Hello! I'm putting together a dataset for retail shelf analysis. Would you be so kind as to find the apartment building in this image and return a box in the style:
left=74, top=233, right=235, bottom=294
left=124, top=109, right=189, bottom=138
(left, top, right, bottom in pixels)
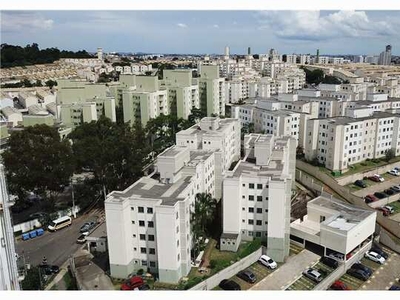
left=176, top=117, right=241, bottom=199
left=18, top=91, right=38, bottom=108
left=56, top=79, right=107, bottom=105
left=305, top=111, right=400, bottom=172
left=198, top=65, right=226, bottom=116
left=105, top=146, right=216, bottom=283
left=291, top=196, right=376, bottom=260
left=221, top=134, right=295, bottom=262
left=0, top=164, right=20, bottom=290
left=59, top=102, right=98, bottom=129
left=0, top=107, right=23, bottom=127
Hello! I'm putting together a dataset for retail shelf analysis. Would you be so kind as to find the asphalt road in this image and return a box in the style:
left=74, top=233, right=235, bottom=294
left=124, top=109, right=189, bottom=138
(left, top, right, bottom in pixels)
left=16, top=211, right=101, bottom=267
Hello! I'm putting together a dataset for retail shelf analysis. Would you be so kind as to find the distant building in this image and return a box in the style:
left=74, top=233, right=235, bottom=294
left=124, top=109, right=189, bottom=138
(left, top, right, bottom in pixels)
left=378, top=45, right=392, bottom=66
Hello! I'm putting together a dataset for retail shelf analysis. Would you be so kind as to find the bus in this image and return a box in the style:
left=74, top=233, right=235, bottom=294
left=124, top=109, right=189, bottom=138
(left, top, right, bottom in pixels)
left=48, top=216, right=72, bottom=231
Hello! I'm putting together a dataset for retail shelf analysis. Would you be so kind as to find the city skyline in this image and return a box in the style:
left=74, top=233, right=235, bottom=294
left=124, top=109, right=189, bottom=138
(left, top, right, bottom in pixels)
left=1, top=10, right=400, bottom=55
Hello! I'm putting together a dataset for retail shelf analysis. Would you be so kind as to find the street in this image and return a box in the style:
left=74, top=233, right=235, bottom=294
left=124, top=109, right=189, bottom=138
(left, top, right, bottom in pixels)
left=16, top=209, right=102, bottom=267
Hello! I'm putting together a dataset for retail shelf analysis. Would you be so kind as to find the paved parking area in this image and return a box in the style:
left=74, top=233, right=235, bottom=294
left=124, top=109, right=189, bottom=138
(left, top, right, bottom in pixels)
left=250, top=246, right=319, bottom=290
left=353, top=174, right=400, bottom=198
left=286, top=261, right=335, bottom=290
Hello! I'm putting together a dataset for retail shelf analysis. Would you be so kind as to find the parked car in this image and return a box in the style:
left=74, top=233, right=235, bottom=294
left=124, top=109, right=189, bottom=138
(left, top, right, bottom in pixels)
left=365, top=194, right=379, bottom=203
left=330, top=280, right=350, bottom=290
left=346, top=269, right=370, bottom=281
left=80, top=221, right=97, bottom=235
left=258, top=255, right=277, bottom=269
left=354, top=180, right=367, bottom=188
left=302, top=268, right=323, bottom=283
left=121, top=276, right=144, bottom=290
left=374, top=192, right=387, bottom=199
left=391, top=185, right=400, bottom=193
left=218, top=279, right=241, bottom=290
left=389, top=285, right=400, bottom=290
left=236, top=270, right=256, bottom=283
left=376, top=207, right=390, bottom=217
left=384, top=189, right=395, bottom=196
left=369, top=174, right=384, bottom=182
left=39, top=264, right=59, bottom=275
left=320, top=256, right=339, bottom=269
left=328, top=252, right=344, bottom=261
left=351, top=263, right=373, bottom=277
left=29, top=212, right=47, bottom=220
left=371, top=245, right=389, bottom=259
left=388, top=169, right=400, bottom=176
left=138, top=284, right=150, bottom=290
left=389, top=187, right=400, bottom=194
left=365, top=251, right=386, bottom=264
left=384, top=205, right=395, bottom=214
left=76, top=234, right=86, bottom=244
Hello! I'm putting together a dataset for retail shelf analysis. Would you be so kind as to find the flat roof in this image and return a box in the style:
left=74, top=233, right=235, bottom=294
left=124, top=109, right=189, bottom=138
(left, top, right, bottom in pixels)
left=314, top=111, right=397, bottom=125
left=107, top=176, right=192, bottom=206
left=87, top=222, right=107, bottom=240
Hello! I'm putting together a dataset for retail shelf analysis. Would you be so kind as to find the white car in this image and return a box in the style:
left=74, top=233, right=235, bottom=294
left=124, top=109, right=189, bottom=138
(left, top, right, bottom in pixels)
left=388, top=169, right=400, bottom=176
left=384, top=205, right=395, bottom=214
left=258, top=255, right=277, bottom=269
left=365, top=251, right=386, bottom=264
left=373, top=174, right=385, bottom=182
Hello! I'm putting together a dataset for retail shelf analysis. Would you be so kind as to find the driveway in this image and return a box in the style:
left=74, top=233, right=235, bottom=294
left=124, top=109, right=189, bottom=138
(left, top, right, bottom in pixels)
left=353, top=175, right=400, bottom=198
left=360, top=245, right=400, bottom=290
left=250, top=248, right=320, bottom=290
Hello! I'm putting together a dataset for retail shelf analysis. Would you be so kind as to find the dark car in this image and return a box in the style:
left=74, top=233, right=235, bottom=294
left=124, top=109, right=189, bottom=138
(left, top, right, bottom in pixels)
left=365, top=195, right=378, bottom=203
left=389, top=285, right=400, bottom=290
left=330, top=280, right=350, bottom=290
left=346, top=269, right=369, bottom=281
left=320, top=256, right=339, bottom=269
left=374, top=192, right=387, bottom=199
left=384, top=189, right=395, bottom=196
left=219, top=279, right=241, bottom=290
left=368, top=175, right=381, bottom=182
left=39, top=264, right=59, bottom=275
left=236, top=270, right=256, bottom=283
left=80, top=221, right=97, bottom=234
left=351, top=263, right=372, bottom=276
left=354, top=180, right=367, bottom=188
left=371, top=245, right=389, bottom=259
left=377, top=207, right=390, bottom=216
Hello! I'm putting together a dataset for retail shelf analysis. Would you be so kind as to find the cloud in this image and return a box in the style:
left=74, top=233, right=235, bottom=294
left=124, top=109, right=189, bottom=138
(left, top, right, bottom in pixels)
left=213, top=24, right=219, bottom=28
left=256, top=10, right=398, bottom=41
left=1, top=11, right=54, bottom=32
left=177, top=23, right=188, bottom=28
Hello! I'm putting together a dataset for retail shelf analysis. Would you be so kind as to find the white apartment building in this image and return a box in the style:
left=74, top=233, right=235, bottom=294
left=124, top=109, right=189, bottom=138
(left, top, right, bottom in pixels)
left=0, top=164, right=20, bottom=290
left=305, top=112, right=400, bottom=172
left=18, top=91, right=38, bottom=108
left=299, top=55, right=311, bottom=65
left=176, top=117, right=241, bottom=199
left=221, top=134, right=296, bottom=262
left=291, top=196, right=376, bottom=260
left=105, top=145, right=216, bottom=284
left=0, top=107, right=23, bottom=127
left=285, top=55, right=297, bottom=64
left=60, top=102, right=98, bottom=129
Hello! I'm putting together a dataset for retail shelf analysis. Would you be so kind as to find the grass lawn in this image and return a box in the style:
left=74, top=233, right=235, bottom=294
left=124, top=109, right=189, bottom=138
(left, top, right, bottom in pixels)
left=388, top=201, right=400, bottom=214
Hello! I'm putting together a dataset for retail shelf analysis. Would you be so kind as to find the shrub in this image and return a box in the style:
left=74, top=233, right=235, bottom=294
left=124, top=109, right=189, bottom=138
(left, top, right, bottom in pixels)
left=209, top=259, right=217, bottom=269
left=239, top=239, right=262, bottom=259
left=137, top=269, right=144, bottom=275
left=184, top=276, right=203, bottom=290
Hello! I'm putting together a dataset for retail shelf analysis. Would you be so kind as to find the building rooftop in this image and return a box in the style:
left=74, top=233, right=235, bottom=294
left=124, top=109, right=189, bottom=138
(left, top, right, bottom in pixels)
left=86, top=222, right=107, bottom=240
left=106, top=176, right=192, bottom=206
left=315, top=111, right=397, bottom=125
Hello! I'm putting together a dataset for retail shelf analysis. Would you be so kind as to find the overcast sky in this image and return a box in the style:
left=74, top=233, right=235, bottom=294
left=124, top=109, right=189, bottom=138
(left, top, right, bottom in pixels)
left=1, top=10, right=400, bottom=55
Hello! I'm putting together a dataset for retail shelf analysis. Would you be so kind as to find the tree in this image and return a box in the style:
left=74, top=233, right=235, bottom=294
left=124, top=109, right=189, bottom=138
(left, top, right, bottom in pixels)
left=21, top=267, right=42, bottom=290
left=385, top=149, right=395, bottom=162
left=2, top=125, right=75, bottom=206
left=190, top=193, right=217, bottom=260
left=69, top=117, right=150, bottom=197
left=188, top=107, right=206, bottom=125
left=296, top=145, right=305, bottom=159
left=241, top=122, right=255, bottom=139
left=45, top=80, right=57, bottom=89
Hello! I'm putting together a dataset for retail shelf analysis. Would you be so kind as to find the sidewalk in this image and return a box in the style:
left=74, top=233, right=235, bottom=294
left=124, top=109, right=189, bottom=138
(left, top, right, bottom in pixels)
left=250, top=249, right=320, bottom=290
left=45, top=260, right=69, bottom=290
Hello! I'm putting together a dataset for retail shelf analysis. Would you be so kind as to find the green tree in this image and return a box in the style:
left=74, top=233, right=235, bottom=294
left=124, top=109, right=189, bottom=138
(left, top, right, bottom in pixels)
left=385, top=148, right=395, bottom=162
left=21, top=267, right=42, bottom=290
left=2, top=125, right=75, bottom=206
left=241, top=122, right=255, bottom=139
left=45, top=80, right=57, bottom=89
left=296, top=145, right=305, bottom=159
left=69, top=117, right=150, bottom=197
left=188, top=107, right=206, bottom=125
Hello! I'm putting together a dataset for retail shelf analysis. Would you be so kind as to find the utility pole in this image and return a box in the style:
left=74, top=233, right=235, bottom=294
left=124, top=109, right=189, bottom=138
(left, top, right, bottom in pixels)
left=71, top=178, right=76, bottom=219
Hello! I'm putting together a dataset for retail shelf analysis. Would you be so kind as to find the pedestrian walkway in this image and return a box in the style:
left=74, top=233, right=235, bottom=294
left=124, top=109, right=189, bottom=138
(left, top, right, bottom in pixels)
left=250, top=249, right=320, bottom=290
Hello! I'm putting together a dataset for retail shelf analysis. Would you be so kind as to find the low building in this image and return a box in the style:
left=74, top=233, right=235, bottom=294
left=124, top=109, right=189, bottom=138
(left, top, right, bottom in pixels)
left=290, top=196, right=376, bottom=261
left=1, top=107, right=23, bottom=127
left=86, top=223, right=108, bottom=253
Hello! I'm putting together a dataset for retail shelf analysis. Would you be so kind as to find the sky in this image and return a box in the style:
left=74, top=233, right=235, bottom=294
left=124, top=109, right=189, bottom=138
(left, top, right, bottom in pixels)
left=1, top=10, right=400, bottom=55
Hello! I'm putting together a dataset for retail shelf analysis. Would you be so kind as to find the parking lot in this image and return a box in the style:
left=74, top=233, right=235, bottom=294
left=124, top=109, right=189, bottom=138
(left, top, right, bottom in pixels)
left=286, top=261, right=335, bottom=290
left=352, top=173, right=400, bottom=198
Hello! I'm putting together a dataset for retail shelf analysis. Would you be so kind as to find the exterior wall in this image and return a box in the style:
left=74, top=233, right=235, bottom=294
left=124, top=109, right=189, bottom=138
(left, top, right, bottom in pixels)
left=22, top=115, right=54, bottom=127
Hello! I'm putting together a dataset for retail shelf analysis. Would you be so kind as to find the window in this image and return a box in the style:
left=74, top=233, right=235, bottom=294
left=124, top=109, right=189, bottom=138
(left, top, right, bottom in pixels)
left=265, top=197, right=269, bottom=201
left=256, top=232, right=262, bottom=237
left=257, top=196, right=262, bottom=202
left=148, top=235, right=155, bottom=241
left=133, top=234, right=136, bottom=238
left=134, top=247, right=137, bottom=251
left=149, top=248, right=156, bottom=255
left=148, top=221, right=154, bottom=228
left=140, top=247, right=146, bottom=254
left=265, top=209, right=269, bottom=213
left=256, top=208, right=262, bottom=214
left=248, top=207, right=254, bottom=213
left=249, top=183, right=254, bottom=189
left=147, top=207, right=153, bottom=214
left=140, top=234, right=146, bottom=240
left=150, top=261, right=156, bottom=268
left=256, top=220, right=262, bottom=226
left=320, top=216, right=326, bottom=222
left=176, top=212, right=179, bottom=219
left=131, top=221, right=135, bottom=224
left=177, top=240, right=180, bottom=247
left=177, top=254, right=180, bottom=261
left=131, top=207, right=134, bottom=211
left=257, top=184, right=262, bottom=189
left=248, top=195, right=254, bottom=201
left=248, top=219, right=254, bottom=225
left=141, top=260, right=147, bottom=266
left=138, top=207, right=144, bottom=213
left=242, top=183, right=245, bottom=187
left=176, top=226, right=179, bottom=233
left=139, top=221, right=145, bottom=227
